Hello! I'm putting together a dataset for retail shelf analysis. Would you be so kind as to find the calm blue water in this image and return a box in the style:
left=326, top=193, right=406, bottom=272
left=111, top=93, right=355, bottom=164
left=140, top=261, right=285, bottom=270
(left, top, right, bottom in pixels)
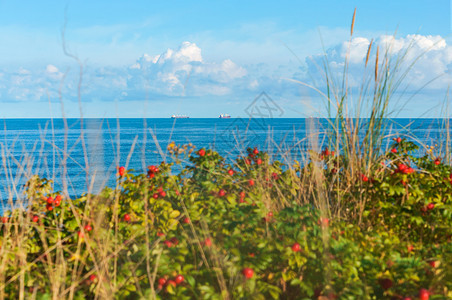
left=0, top=118, right=449, bottom=210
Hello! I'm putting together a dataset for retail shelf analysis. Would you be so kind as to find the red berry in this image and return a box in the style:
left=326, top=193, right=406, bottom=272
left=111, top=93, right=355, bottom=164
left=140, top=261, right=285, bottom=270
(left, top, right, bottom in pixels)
left=291, top=242, right=301, bottom=252
left=54, top=198, right=61, bottom=207
left=170, top=237, right=179, bottom=245
left=1, top=216, right=8, bottom=224
left=118, top=166, right=125, bottom=176
left=182, top=217, right=190, bottom=224
left=204, top=238, right=212, bottom=247
left=158, top=278, right=167, bottom=286
left=157, top=232, right=165, bottom=237
left=249, top=253, right=255, bottom=257
left=241, top=268, right=254, bottom=279
left=398, top=163, right=407, bottom=172
left=434, top=159, right=440, bottom=165
left=427, top=203, right=435, bottom=210
left=228, top=169, right=234, bottom=176
left=89, top=274, right=97, bottom=282
left=361, top=174, right=369, bottom=182
left=159, top=191, right=166, bottom=197
left=218, top=189, right=226, bottom=197
left=264, top=212, right=273, bottom=222
left=248, top=179, right=255, bottom=186
left=77, top=231, right=84, bottom=238
left=46, top=204, right=53, bottom=211
left=419, top=289, right=429, bottom=300
left=391, top=148, right=397, bottom=153
left=174, top=275, right=184, bottom=284
left=396, top=137, right=402, bottom=143
left=407, top=245, right=414, bottom=252
left=164, top=240, right=173, bottom=247
left=428, top=260, right=438, bottom=268
left=320, top=217, right=329, bottom=227
left=253, top=148, right=259, bottom=155
left=245, top=159, right=251, bottom=165
left=32, top=215, right=39, bottom=223
left=84, top=224, right=92, bottom=232
left=198, top=149, right=206, bottom=157
left=256, top=158, right=262, bottom=165
left=46, top=197, right=54, bottom=205
left=153, top=193, right=159, bottom=199
left=124, top=214, right=131, bottom=222
left=271, top=172, right=278, bottom=179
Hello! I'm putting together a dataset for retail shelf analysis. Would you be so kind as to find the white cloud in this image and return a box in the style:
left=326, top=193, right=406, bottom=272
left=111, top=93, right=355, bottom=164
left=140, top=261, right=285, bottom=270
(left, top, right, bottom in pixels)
left=46, top=64, right=59, bottom=73
left=306, top=34, right=452, bottom=92
left=127, top=41, right=249, bottom=96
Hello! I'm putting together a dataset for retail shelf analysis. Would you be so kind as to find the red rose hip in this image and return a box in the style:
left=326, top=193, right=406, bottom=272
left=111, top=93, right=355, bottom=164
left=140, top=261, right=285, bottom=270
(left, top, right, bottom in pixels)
left=174, top=275, right=184, bottom=284
left=242, top=268, right=254, bottom=279
left=158, top=277, right=167, bottom=286
left=291, top=242, right=301, bottom=252
left=419, top=289, right=429, bottom=300
left=118, top=166, right=125, bottom=176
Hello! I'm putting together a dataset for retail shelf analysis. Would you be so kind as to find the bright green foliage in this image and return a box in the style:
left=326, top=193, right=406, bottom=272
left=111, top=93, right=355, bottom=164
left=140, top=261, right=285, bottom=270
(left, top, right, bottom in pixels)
left=0, top=142, right=451, bottom=299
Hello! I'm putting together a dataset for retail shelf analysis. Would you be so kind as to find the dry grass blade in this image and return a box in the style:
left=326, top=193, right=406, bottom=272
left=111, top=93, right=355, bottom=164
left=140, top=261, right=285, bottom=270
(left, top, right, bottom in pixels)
left=351, top=8, right=356, bottom=36
left=375, top=45, right=379, bottom=82
left=365, top=39, right=373, bottom=67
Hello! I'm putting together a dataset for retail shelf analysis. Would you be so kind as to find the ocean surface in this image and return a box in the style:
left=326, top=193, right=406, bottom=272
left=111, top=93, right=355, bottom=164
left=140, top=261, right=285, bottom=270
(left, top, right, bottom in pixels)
left=0, top=118, right=449, bottom=210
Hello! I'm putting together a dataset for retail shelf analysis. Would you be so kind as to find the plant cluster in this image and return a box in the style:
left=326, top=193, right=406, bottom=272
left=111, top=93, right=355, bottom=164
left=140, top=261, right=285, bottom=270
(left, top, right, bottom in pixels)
left=0, top=139, right=451, bottom=299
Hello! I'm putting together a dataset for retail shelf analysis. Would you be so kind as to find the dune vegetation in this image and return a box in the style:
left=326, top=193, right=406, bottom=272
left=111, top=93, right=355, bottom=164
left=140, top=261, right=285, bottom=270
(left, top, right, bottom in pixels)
left=0, top=12, right=451, bottom=300
left=0, top=137, right=451, bottom=299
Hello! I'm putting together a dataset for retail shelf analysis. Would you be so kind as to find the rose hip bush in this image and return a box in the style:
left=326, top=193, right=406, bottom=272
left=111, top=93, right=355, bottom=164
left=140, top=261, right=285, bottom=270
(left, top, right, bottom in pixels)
left=0, top=141, right=451, bottom=299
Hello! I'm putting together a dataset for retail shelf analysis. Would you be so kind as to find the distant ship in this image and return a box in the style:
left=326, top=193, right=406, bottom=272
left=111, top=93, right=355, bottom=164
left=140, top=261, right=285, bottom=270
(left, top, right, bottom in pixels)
left=171, top=114, right=189, bottom=119
left=219, top=114, right=231, bottom=119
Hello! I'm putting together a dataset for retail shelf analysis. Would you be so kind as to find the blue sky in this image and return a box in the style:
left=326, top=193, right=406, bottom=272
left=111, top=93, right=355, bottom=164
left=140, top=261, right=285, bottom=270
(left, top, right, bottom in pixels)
left=0, top=0, right=450, bottom=118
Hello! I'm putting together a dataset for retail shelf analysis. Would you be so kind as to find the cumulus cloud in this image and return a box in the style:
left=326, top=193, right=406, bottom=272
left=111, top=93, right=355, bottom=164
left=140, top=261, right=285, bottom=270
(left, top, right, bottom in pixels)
left=306, top=34, right=452, bottom=92
left=0, top=41, right=255, bottom=102
left=46, top=64, right=59, bottom=73
left=127, top=41, right=248, bottom=96
left=3, top=35, right=451, bottom=105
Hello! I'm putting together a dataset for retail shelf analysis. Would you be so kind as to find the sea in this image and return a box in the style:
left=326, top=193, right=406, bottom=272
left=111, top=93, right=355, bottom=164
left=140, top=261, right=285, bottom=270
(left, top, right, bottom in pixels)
left=0, top=118, right=449, bottom=211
